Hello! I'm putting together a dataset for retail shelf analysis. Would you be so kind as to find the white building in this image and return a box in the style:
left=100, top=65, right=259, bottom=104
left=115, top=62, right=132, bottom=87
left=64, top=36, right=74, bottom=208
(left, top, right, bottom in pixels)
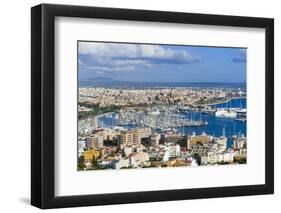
left=135, top=144, right=145, bottom=152
left=150, top=133, right=161, bottom=146
left=167, top=144, right=181, bottom=158
left=215, top=136, right=227, bottom=151
left=78, top=140, right=86, bottom=156
left=223, top=152, right=234, bottom=162
left=201, top=151, right=234, bottom=165
left=113, top=158, right=130, bottom=169
left=123, top=146, right=133, bottom=157
left=162, top=150, right=170, bottom=162
left=123, top=144, right=145, bottom=157
left=233, top=138, right=246, bottom=149
left=191, top=159, right=198, bottom=167
left=234, top=148, right=247, bottom=158
left=130, top=152, right=149, bottom=167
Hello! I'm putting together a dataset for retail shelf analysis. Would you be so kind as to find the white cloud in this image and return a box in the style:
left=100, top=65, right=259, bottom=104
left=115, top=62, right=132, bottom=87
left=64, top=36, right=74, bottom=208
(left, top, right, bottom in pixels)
left=79, top=42, right=202, bottom=73
left=111, top=59, right=150, bottom=67
left=85, top=65, right=136, bottom=73
left=79, top=42, right=139, bottom=58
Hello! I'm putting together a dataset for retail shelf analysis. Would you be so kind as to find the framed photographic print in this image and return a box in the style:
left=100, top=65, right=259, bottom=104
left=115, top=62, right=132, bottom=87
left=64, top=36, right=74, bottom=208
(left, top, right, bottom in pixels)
left=31, top=3, right=274, bottom=209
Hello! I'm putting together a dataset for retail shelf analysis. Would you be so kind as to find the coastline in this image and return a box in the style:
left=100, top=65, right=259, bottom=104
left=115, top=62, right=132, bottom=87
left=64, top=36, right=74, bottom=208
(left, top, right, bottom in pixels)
left=201, top=96, right=246, bottom=107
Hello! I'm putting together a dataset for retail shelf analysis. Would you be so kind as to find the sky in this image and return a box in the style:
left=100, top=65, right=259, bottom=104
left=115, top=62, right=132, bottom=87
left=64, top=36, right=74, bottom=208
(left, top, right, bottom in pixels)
left=78, top=41, right=246, bottom=83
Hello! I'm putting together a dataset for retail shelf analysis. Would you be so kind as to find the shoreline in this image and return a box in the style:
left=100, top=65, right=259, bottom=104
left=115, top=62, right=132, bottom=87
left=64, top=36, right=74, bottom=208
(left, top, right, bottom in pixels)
left=79, top=96, right=247, bottom=122
left=200, top=96, right=246, bottom=107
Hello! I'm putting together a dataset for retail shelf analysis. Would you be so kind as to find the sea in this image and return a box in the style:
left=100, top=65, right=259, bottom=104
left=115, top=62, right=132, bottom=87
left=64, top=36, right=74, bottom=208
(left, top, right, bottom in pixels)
left=97, top=97, right=246, bottom=149
left=80, top=78, right=246, bottom=90
left=84, top=81, right=247, bottom=148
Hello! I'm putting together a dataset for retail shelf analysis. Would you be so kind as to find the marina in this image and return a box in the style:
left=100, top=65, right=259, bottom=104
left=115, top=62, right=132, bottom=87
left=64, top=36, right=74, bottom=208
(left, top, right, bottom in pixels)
left=85, top=98, right=247, bottom=148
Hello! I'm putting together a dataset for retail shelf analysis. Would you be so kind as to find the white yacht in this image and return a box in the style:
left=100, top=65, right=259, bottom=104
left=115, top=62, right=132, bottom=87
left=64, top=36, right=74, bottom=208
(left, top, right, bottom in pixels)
left=215, top=108, right=237, bottom=118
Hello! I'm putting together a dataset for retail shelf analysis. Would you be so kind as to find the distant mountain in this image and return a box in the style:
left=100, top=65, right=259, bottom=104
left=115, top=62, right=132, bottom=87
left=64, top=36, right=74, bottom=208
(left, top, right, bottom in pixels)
left=85, top=77, right=115, bottom=81
left=80, top=77, right=116, bottom=82
left=79, top=77, right=246, bottom=89
left=79, top=77, right=131, bottom=87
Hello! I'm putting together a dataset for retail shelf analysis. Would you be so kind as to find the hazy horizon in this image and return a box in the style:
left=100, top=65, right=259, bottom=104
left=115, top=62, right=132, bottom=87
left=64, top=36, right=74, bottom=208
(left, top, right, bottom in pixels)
left=79, top=76, right=246, bottom=84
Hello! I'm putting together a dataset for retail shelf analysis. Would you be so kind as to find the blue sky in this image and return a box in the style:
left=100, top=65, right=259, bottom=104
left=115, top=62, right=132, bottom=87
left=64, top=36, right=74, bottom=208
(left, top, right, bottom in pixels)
left=78, top=41, right=246, bottom=83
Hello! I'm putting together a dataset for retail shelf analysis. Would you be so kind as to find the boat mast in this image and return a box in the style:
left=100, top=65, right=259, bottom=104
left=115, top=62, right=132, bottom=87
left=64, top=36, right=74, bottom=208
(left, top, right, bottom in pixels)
left=222, top=125, right=226, bottom=137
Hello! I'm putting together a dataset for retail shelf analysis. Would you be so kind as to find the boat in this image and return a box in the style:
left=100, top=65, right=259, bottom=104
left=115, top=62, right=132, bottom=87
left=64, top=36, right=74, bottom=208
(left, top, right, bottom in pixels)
left=215, top=108, right=237, bottom=118
left=149, top=109, right=160, bottom=115
left=232, top=134, right=238, bottom=139
left=235, top=118, right=247, bottom=122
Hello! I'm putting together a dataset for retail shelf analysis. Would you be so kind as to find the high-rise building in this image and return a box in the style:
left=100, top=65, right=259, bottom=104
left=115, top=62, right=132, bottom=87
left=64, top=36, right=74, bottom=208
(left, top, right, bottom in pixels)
left=150, top=133, right=161, bottom=146
left=86, top=135, right=104, bottom=149
left=214, top=136, right=227, bottom=151
left=233, top=138, right=246, bottom=149
left=189, top=143, right=216, bottom=156
left=117, top=128, right=152, bottom=146
left=187, top=132, right=212, bottom=150
left=117, top=132, right=134, bottom=146
left=167, top=144, right=181, bottom=158
left=78, top=140, right=86, bottom=156
left=201, top=152, right=234, bottom=165
left=164, top=133, right=186, bottom=147
left=130, top=127, right=152, bottom=144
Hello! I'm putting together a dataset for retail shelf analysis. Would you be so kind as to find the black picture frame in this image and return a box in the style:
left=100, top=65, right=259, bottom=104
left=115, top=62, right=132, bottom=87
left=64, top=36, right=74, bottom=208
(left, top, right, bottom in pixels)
left=31, top=3, right=274, bottom=209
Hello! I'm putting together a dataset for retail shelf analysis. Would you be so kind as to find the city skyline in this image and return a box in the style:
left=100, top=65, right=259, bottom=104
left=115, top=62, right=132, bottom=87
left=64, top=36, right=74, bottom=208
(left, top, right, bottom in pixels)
left=79, top=41, right=246, bottom=83
left=78, top=87, right=247, bottom=171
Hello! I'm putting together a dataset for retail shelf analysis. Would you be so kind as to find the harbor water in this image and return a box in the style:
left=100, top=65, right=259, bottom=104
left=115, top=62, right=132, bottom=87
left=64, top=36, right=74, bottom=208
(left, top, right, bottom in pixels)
left=98, top=98, right=247, bottom=148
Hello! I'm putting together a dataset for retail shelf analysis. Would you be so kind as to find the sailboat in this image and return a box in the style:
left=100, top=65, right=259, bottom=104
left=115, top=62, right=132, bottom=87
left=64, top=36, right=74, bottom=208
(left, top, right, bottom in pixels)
left=232, top=121, right=238, bottom=139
